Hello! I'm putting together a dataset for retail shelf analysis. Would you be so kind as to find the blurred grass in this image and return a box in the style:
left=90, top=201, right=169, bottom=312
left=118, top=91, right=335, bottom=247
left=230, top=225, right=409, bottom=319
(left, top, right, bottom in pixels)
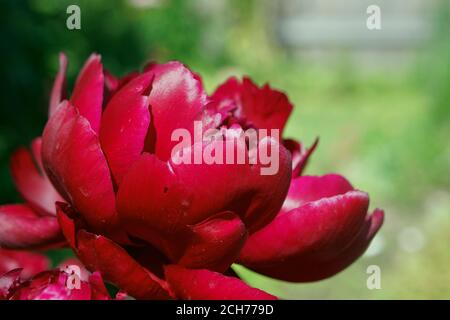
left=213, top=62, right=450, bottom=299
left=0, top=0, right=449, bottom=299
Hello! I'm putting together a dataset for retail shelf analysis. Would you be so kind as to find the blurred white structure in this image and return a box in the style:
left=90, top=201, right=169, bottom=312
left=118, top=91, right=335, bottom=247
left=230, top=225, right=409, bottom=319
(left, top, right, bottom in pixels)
left=272, top=0, right=439, bottom=65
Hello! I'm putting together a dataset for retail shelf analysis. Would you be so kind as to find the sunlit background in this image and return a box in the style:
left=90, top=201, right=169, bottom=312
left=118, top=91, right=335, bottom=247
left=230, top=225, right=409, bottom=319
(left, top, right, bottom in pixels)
left=0, top=0, right=449, bottom=299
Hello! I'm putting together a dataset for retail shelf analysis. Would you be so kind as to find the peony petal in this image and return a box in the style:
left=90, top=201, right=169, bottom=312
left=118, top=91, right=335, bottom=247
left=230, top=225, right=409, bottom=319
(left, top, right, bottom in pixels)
left=0, top=204, right=63, bottom=249
left=56, top=203, right=171, bottom=300
left=294, top=138, right=318, bottom=177
left=238, top=191, right=383, bottom=282
left=117, top=153, right=188, bottom=252
left=30, top=138, right=45, bottom=172
left=88, top=272, right=111, bottom=300
left=117, top=71, right=140, bottom=90
left=100, top=72, right=153, bottom=185
left=144, top=62, right=208, bottom=160
left=104, top=69, right=119, bottom=93
left=0, top=249, right=50, bottom=279
left=211, top=76, right=241, bottom=103
left=76, top=230, right=172, bottom=300
left=302, top=208, right=384, bottom=281
left=103, top=71, right=140, bottom=105
left=170, top=137, right=292, bottom=232
left=10, top=138, right=63, bottom=216
left=56, top=203, right=77, bottom=249
left=49, top=53, right=68, bottom=117
left=284, top=138, right=318, bottom=177
left=165, top=265, right=277, bottom=300
left=42, top=101, right=121, bottom=238
left=177, top=211, right=247, bottom=272
left=211, top=76, right=293, bottom=133
left=283, top=139, right=301, bottom=168
left=117, top=138, right=291, bottom=258
left=70, top=54, right=104, bottom=134
left=281, top=174, right=354, bottom=214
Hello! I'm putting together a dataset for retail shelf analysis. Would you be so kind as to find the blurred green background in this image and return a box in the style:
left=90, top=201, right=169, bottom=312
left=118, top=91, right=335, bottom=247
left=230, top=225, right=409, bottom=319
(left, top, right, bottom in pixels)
left=0, top=0, right=448, bottom=299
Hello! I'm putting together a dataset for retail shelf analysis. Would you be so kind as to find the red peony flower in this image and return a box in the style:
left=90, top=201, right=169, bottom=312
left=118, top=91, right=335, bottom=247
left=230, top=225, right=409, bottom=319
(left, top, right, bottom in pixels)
left=0, top=53, right=384, bottom=300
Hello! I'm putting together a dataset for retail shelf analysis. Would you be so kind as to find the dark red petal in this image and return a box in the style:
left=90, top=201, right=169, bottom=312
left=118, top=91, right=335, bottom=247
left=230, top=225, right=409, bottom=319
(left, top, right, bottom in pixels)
left=49, top=53, right=67, bottom=117
left=56, top=205, right=171, bottom=300
left=10, top=138, right=63, bottom=216
left=103, top=71, right=141, bottom=106
left=88, top=272, right=111, bottom=300
left=211, top=76, right=241, bottom=102
left=144, top=62, right=208, bottom=160
left=104, top=69, right=119, bottom=93
left=0, top=204, right=63, bottom=249
left=303, top=208, right=384, bottom=281
left=283, top=138, right=318, bottom=177
left=42, top=101, right=120, bottom=237
left=281, top=174, right=354, bottom=214
left=100, top=72, right=153, bottom=185
left=117, top=138, right=291, bottom=257
left=30, top=138, right=45, bottom=172
left=0, top=249, right=50, bottom=279
left=165, top=265, right=277, bottom=300
left=76, top=230, right=171, bottom=300
left=177, top=212, right=247, bottom=272
left=117, top=71, right=140, bottom=90
left=70, top=54, right=104, bottom=134
left=117, top=153, right=187, bottom=249
left=170, top=138, right=292, bottom=232
left=56, top=203, right=77, bottom=248
left=282, top=138, right=301, bottom=165
left=238, top=191, right=382, bottom=282
left=211, top=77, right=293, bottom=133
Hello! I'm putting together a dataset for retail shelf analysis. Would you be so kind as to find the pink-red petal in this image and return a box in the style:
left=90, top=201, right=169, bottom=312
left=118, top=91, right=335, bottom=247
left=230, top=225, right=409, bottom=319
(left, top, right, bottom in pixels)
left=88, top=271, right=111, bottom=300
left=0, top=204, right=63, bottom=249
left=283, top=138, right=318, bottom=177
left=56, top=202, right=171, bottom=300
left=144, top=62, right=208, bottom=160
left=281, top=174, right=354, bottom=214
left=48, top=53, right=67, bottom=117
left=10, top=138, right=63, bottom=216
left=100, top=72, right=153, bottom=185
left=117, top=138, right=291, bottom=260
left=42, top=101, right=120, bottom=237
left=70, top=54, right=104, bottom=134
left=0, top=249, right=50, bottom=279
left=177, top=211, right=247, bottom=272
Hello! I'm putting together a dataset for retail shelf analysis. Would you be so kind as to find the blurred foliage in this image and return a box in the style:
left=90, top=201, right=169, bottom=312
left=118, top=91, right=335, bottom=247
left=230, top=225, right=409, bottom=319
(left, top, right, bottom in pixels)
left=0, top=0, right=217, bottom=204
left=0, top=0, right=449, bottom=298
